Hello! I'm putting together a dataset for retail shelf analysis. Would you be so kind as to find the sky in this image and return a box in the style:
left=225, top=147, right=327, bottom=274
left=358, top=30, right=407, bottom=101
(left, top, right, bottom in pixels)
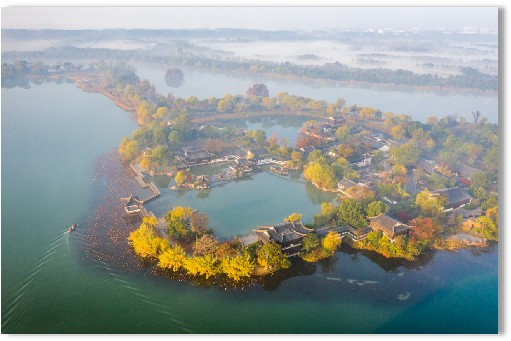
left=1, top=6, right=499, bottom=31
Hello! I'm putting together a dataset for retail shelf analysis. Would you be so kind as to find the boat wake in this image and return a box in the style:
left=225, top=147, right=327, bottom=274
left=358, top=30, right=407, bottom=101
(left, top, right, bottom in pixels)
left=1, top=229, right=68, bottom=332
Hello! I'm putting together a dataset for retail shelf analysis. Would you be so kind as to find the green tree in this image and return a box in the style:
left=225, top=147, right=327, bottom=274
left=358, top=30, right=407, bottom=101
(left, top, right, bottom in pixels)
left=371, top=150, right=385, bottom=164
left=256, top=242, right=291, bottom=270
left=337, top=199, right=368, bottom=228
left=301, top=233, right=320, bottom=252
left=335, top=126, right=351, bottom=141
left=367, top=201, right=390, bottom=217
left=390, top=142, right=421, bottom=166
left=470, top=171, right=497, bottom=190
left=253, top=130, right=267, bottom=144
left=415, top=189, right=448, bottom=217
left=151, top=145, right=170, bottom=167
left=168, top=131, right=182, bottom=146
left=483, top=146, right=498, bottom=169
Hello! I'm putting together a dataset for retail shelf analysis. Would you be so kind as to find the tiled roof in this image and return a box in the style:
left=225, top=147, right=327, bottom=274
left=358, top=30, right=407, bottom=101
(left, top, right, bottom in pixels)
left=338, top=178, right=359, bottom=191
left=416, top=159, right=437, bottom=173
left=185, top=148, right=210, bottom=160
left=121, top=195, right=143, bottom=206
left=254, top=221, right=313, bottom=244
left=432, top=187, right=473, bottom=205
left=455, top=163, right=480, bottom=177
left=359, top=137, right=386, bottom=150
left=368, top=213, right=411, bottom=234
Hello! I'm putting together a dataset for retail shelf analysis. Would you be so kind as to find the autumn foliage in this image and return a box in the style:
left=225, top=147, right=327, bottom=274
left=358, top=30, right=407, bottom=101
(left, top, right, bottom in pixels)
left=246, top=83, right=269, bottom=97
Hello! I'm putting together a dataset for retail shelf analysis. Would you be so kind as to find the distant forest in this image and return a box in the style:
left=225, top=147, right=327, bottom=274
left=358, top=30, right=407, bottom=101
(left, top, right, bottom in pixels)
left=2, top=45, right=498, bottom=91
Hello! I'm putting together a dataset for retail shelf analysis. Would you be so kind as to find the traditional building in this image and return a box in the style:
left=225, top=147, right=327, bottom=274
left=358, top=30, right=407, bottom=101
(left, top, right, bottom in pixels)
left=182, top=148, right=211, bottom=166
left=326, top=116, right=347, bottom=126
left=195, top=175, right=210, bottom=189
left=337, top=178, right=359, bottom=197
left=248, top=148, right=269, bottom=158
left=230, top=158, right=252, bottom=172
left=367, top=213, right=412, bottom=239
left=359, top=136, right=390, bottom=154
left=454, top=163, right=480, bottom=179
left=121, top=195, right=144, bottom=214
left=415, top=159, right=438, bottom=175
left=254, top=221, right=314, bottom=256
left=430, top=187, right=473, bottom=212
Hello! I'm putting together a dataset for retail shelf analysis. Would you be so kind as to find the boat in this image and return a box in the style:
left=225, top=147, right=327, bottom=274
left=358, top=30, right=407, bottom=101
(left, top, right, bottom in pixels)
left=69, top=223, right=78, bottom=232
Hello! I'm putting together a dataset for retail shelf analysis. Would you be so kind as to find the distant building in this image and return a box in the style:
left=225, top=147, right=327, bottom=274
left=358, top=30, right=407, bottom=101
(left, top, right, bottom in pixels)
left=254, top=221, right=314, bottom=257
left=326, top=116, right=347, bottom=126
left=367, top=213, right=412, bottom=239
left=120, top=195, right=144, bottom=214
left=415, top=159, right=438, bottom=175
left=195, top=175, right=210, bottom=189
left=430, top=187, right=473, bottom=212
left=230, top=158, right=252, bottom=172
left=182, top=148, right=212, bottom=166
left=454, top=163, right=480, bottom=179
left=338, top=178, right=359, bottom=197
left=359, top=136, right=390, bottom=154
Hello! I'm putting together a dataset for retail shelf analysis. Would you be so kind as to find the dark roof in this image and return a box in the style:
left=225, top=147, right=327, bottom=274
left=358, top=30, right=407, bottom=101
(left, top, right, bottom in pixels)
left=254, top=221, right=314, bottom=244
left=432, top=187, right=473, bottom=205
left=338, top=178, right=358, bottom=191
left=359, top=137, right=386, bottom=150
left=249, top=148, right=269, bottom=157
left=455, top=163, right=479, bottom=177
left=185, top=148, right=210, bottom=160
left=302, top=147, right=316, bottom=154
left=368, top=213, right=411, bottom=234
left=121, top=195, right=143, bottom=206
left=416, top=159, right=437, bottom=173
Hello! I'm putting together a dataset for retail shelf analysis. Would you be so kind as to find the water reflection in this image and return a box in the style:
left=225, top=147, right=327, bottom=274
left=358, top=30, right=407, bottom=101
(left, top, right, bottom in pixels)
left=304, top=182, right=338, bottom=205
left=165, top=76, right=185, bottom=88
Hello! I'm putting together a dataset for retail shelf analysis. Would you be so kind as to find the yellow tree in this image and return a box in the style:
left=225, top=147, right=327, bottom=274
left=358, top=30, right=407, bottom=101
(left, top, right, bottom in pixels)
left=427, top=139, right=436, bottom=151
left=359, top=107, right=374, bottom=119
left=285, top=213, right=302, bottom=222
left=158, top=245, right=186, bottom=271
left=140, top=156, right=152, bottom=171
left=391, top=125, right=405, bottom=140
left=427, top=116, right=439, bottom=125
left=326, top=103, right=336, bottom=116
left=322, top=231, right=342, bottom=251
left=340, top=107, right=349, bottom=115
left=175, top=171, right=186, bottom=185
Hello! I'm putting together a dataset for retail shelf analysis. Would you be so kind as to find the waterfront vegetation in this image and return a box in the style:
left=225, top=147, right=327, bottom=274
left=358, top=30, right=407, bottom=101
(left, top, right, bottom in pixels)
left=3, top=45, right=498, bottom=91
left=5, top=57, right=498, bottom=271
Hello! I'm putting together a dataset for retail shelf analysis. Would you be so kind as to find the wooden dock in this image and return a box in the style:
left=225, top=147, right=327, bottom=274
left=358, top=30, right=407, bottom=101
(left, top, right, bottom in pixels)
left=126, top=163, right=162, bottom=219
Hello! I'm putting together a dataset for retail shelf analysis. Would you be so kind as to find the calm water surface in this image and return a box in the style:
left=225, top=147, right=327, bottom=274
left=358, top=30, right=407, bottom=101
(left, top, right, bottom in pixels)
left=134, top=63, right=498, bottom=124
left=1, top=79, right=498, bottom=333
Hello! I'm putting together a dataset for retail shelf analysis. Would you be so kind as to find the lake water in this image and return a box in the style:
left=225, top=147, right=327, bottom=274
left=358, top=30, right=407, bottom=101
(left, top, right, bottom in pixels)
left=134, top=63, right=498, bottom=124
left=1, top=78, right=498, bottom=333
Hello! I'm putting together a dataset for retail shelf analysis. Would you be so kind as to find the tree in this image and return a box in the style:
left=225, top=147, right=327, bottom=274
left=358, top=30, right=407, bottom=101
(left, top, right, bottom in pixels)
left=128, top=224, right=166, bottom=258
left=285, top=213, right=302, bottom=222
left=326, top=103, right=336, bottom=116
left=220, top=254, right=255, bottom=281
left=371, top=150, right=385, bottom=164
left=337, top=144, right=356, bottom=158
left=472, top=110, right=481, bottom=124
left=427, top=116, right=438, bottom=125
left=140, top=156, right=152, bottom=171
left=154, top=107, right=169, bottom=121
left=337, top=199, right=367, bottom=228
left=409, top=217, right=442, bottom=248
left=367, top=201, right=390, bottom=217
left=396, top=211, right=410, bottom=223
left=261, top=97, right=276, bottom=110
left=470, top=171, right=496, bottom=190
left=175, top=171, right=186, bottom=185
left=335, top=126, right=351, bottom=141
left=391, top=125, right=406, bottom=140
left=193, top=235, right=219, bottom=256
left=336, top=98, right=346, bottom=111
left=151, top=145, right=170, bottom=168
left=308, top=150, right=323, bottom=162
left=415, top=189, right=448, bottom=217
left=184, top=254, right=220, bottom=279
left=322, top=231, right=342, bottom=251
left=121, top=140, right=140, bottom=161
left=256, top=242, right=291, bottom=270
left=390, top=142, right=421, bottom=166
left=426, top=139, right=436, bottom=151
left=153, top=126, right=166, bottom=143
left=393, top=164, right=406, bottom=176
left=359, top=107, right=374, bottom=119
left=268, top=131, right=279, bottom=145
left=158, top=245, right=186, bottom=271
left=483, top=146, right=498, bottom=169
left=253, top=130, right=267, bottom=144
left=190, top=212, right=209, bottom=234
left=301, top=233, right=320, bottom=252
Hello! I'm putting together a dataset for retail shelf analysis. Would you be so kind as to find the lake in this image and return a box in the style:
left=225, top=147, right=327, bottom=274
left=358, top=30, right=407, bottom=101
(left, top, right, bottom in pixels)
left=1, top=78, right=498, bottom=334
left=134, top=63, right=499, bottom=124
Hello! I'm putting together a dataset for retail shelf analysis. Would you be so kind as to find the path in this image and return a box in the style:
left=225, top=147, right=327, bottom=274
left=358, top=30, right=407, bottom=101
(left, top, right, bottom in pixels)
left=405, top=174, right=418, bottom=195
